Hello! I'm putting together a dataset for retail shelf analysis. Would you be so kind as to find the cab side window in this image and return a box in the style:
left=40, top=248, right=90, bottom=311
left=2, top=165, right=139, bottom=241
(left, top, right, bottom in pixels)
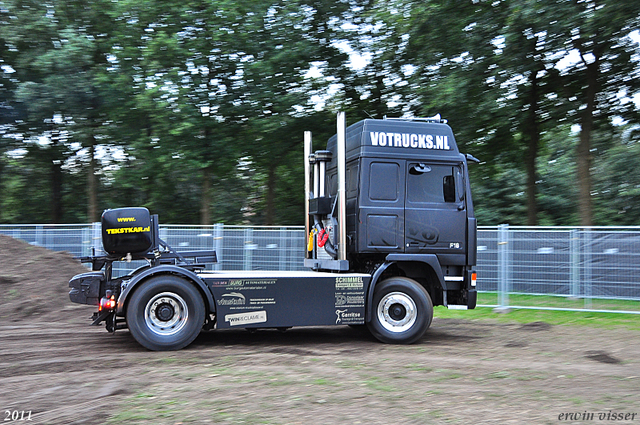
left=407, top=164, right=460, bottom=204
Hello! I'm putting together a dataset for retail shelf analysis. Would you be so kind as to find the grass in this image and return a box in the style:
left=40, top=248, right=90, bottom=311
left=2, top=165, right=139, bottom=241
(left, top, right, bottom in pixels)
left=481, top=292, right=640, bottom=311
left=6, top=288, right=19, bottom=300
left=435, top=292, right=640, bottom=330
left=363, top=376, right=397, bottom=392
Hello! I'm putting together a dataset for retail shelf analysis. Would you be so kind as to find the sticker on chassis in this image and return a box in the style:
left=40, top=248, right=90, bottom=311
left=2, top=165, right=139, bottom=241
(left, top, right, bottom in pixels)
left=201, top=271, right=369, bottom=328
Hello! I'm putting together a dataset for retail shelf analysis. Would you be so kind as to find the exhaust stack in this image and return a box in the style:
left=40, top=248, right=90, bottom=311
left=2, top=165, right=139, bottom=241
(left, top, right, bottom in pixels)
left=303, top=112, right=349, bottom=271
left=304, top=131, right=312, bottom=259
left=336, top=112, right=347, bottom=261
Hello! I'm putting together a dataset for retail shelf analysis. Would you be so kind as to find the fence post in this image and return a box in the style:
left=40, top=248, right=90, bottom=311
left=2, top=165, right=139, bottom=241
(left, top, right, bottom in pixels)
left=584, top=227, right=592, bottom=309
left=36, top=225, right=44, bottom=247
left=243, top=227, right=253, bottom=270
left=91, top=222, right=102, bottom=255
left=82, top=225, right=90, bottom=257
left=570, top=228, right=580, bottom=298
left=159, top=225, right=168, bottom=244
left=497, top=224, right=510, bottom=309
left=279, top=227, right=287, bottom=271
left=213, top=223, right=223, bottom=271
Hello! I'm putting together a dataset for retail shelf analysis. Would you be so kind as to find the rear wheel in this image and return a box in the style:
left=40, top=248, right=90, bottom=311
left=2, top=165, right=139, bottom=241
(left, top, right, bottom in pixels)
left=367, top=277, right=433, bottom=344
left=127, top=275, right=205, bottom=351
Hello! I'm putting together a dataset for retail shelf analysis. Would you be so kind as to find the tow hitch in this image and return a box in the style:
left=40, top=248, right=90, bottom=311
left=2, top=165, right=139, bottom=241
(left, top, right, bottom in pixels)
left=91, top=290, right=119, bottom=333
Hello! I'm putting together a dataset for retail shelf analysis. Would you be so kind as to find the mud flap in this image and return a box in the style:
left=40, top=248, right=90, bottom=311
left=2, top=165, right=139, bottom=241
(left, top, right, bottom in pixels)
left=467, top=289, right=477, bottom=309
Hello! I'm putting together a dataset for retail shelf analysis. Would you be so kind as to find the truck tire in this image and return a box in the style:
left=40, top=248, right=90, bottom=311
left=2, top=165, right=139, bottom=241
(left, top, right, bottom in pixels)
left=367, top=276, right=433, bottom=344
left=126, top=275, right=205, bottom=351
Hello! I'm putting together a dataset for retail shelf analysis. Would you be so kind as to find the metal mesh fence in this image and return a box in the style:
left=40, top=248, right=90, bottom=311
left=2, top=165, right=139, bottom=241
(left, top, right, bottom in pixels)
left=0, top=224, right=94, bottom=257
left=1, top=223, right=639, bottom=313
left=159, top=225, right=307, bottom=273
left=477, top=225, right=640, bottom=313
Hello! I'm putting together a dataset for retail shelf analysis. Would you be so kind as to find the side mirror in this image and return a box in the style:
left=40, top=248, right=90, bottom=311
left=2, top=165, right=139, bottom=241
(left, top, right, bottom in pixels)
left=454, top=167, right=465, bottom=202
left=465, top=153, right=480, bottom=164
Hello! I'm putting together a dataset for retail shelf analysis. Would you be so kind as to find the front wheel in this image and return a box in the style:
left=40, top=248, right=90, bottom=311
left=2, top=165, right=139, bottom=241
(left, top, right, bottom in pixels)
left=126, top=275, right=205, bottom=351
left=367, top=277, right=433, bottom=344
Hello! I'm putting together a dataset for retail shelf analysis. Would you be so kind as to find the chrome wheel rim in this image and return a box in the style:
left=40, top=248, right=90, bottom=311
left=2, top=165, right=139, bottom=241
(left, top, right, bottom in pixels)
left=144, top=292, right=189, bottom=336
left=377, top=292, right=417, bottom=333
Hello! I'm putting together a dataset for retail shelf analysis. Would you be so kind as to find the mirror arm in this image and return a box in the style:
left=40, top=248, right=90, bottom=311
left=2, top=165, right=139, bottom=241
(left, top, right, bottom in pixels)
left=465, top=153, right=480, bottom=163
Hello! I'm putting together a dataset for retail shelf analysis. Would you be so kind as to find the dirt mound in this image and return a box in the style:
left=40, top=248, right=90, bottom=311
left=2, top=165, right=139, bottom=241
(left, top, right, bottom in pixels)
left=0, top=234, right=91, bottom=321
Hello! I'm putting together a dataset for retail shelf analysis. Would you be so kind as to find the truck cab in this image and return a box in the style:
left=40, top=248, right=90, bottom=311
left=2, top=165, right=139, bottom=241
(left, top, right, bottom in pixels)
left=305, top=116, right=477, bottom=310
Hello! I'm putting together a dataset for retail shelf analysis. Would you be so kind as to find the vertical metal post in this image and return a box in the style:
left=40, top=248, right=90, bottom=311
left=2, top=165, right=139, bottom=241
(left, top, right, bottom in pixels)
left=82, top=225, right=90, bottom=257
left=313, top=162, right=319, bottom=197
left=319, top=161, right=326, bottom=197
left=304, top=131, right=312, bottom=260
left=279, top=227, right=286, bottom=271
left=336, top=111, right=347, bottom=261
left=92, top=222, right=102, bottom=255
left=244, top=227, right=253, bottom=270
left=570, top=229, right=580, bottom=298
left=36, top=225, right=43, bottom=247
left=45, top=226, right=52, bottom=250
left=159, top=226, right=168, bottom=247
left=584, top=228, right=592, bottom=309
left=497, top=224, right=510, bottom=309
left=214, top=223, right=223, bottom=271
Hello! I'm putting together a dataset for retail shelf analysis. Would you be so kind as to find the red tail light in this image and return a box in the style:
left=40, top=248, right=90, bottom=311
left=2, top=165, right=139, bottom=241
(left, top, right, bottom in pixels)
left=99, top=295, right=116, bottom=311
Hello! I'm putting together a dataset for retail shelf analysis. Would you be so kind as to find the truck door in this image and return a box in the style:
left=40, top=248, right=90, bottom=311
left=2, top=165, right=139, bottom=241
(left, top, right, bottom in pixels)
left=405, top=162, right=467, bottom=260
left=358, top=158, right=405, bottom=253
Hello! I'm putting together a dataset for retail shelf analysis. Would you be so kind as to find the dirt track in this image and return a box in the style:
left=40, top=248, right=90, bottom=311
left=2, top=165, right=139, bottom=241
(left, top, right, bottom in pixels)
left=1, top=315, right=639, bottom=424
left=1, top=234, right=640, bottom=424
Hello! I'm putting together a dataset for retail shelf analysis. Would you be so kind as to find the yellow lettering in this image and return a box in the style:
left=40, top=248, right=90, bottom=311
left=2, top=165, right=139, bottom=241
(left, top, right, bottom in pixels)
left=106, top=226, right=151, bottom=235
left=117, top=217, right=137, bottom=223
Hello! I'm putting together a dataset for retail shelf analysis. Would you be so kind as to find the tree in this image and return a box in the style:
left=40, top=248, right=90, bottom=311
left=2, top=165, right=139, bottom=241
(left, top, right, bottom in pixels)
left=593, top=124, right=640, bottom=225
left=1, top=0, right=117, bottom=222
left=551, top=0, right=640, bottom=225
left=365, top=0, right=640, bottom=226
left=2, top=0, right=639, bottom=226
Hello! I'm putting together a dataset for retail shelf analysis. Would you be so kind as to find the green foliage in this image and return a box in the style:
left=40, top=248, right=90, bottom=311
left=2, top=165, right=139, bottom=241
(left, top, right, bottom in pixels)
left=364, top=0, right=640, bottom=226
left=0, top=0, right=639, bottom=226
left=470, top=163, right=528, bottom=226
left=593, top=126, right=640, bottom=225
left=535, top=126, right=580, bottom=226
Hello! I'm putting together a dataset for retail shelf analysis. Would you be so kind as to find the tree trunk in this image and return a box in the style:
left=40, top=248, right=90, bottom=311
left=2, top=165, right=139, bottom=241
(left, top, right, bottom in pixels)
left=87, top=140, right=98, bottom=223
left=51, top=152, right=62, bottom=224
left=51, top=162, right=63, bottom=223
left=576, top=126, right=592, bottom=227
left=200, top=126, right=212, bottom=225
left=265, top=163, right=276, bottom=225
left=525, top=70, right=540, bottom=226
left=200, top=165, right=212, bottom=225
left=576, top=59, right=599, bottom=226
left=51, top=129, right=63, bottom=223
